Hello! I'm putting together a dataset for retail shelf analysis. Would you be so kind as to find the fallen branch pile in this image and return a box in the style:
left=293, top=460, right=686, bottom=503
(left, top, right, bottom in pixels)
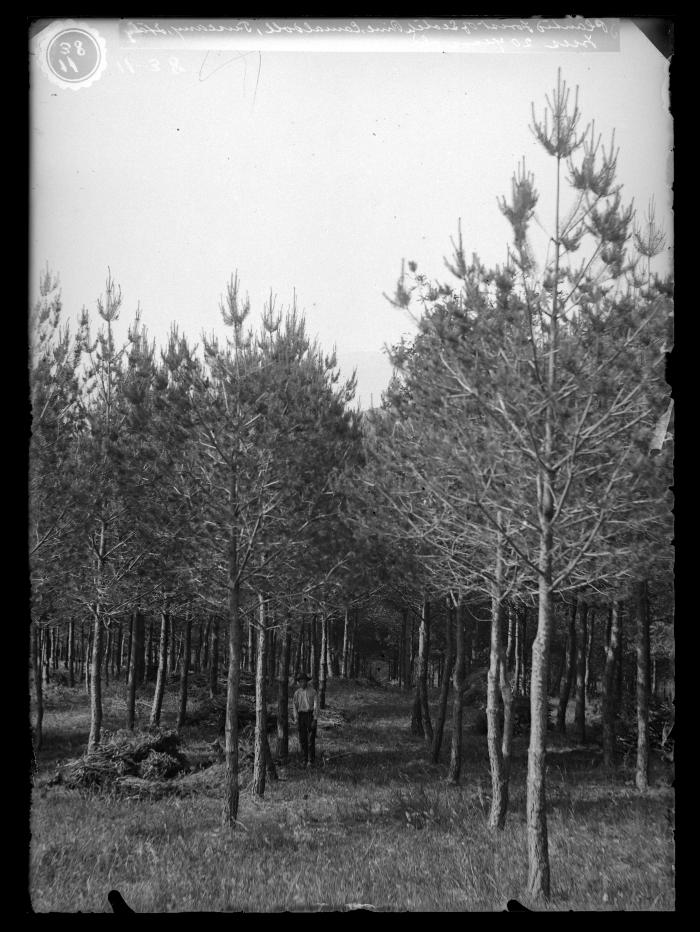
left=51, top=728, right=189, bottom=791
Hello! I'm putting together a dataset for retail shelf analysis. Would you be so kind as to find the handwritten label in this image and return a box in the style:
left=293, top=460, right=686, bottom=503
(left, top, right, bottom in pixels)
left=119, top=17, right=620, bottom=52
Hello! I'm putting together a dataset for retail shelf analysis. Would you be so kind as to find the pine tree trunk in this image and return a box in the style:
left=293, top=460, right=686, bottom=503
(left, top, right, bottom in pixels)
left=67, top=618, right=75, bottom=688
left=42, top=626, right=51, bottom=686
left=520, top=605, right=528, bottom=695
left=115, top=622, right=122, bottom=681
left=310, top=615, right=320, bottom=689
left=431, top=602, right=455, bottom=763
left=224, top=572, right=242, bottom=827
left=513, top=605, right=522, bottom=695
left=488, top=533, right=509, bottom=831
left=499, top=638, right=514, bottom=787
left=526, top=524, right=554, bottom=901
left=556, top=599, right=577, bottom=733
left=123, top=614, right=133, bottom=684
left=31, top=623, right=43, bottom=750
left=418, top=598, right=433, bottom=742
left=341, top=608, right=350, bottom=678
left=87, top=608, right=104, bottom=752
left=203, top=618, right=211, bottom=673
left=177, top=617, right=192, bottom=729
left=602, top=601, right=622, bottom=768
left=616, top=602, right=624, bottom=712
left=448, top=600, right=466, bottom=784
left=401, top=608, right=410, bottom=690
left=209, top=617, right=220, bottom=699
left=252, top=596, right=267, bottom=798
left=506, top=604, right=516, bottom=674
left=293, top=626, right=302, bottom=679
left=84, top=625, right=92, bottom=695
left=573, top=601, right=588, bottom=743
left=319, top=614, right=328, bottom=709
left=104, top=625, right=111, bottom=688
left=79, top=623, right=85, bottom=682
left=169, top=616, right=177, bottom=676
left=126, top=610, right=144, bottom=730
left=144, top=618, right=154, bottom=684
left=150, top=611, right=169, bottom=727
left=585, top=608, right=595, bottom=697
left=277, top=615, right=291, bottom=763
left=635, top=581, right=651, bottom=792
left=223, top=457, right=243, bottom=829
left=194, top=622, right=203, bottom=674
left=326, top=616, right=336, bottom=678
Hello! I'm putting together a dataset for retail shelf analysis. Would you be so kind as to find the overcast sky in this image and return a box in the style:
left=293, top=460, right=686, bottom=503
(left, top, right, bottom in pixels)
left=30, top=18, right=672, bottom=407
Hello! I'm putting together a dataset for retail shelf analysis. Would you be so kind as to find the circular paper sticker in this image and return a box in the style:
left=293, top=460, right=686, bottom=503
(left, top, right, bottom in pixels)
left=37, top=21, right=107, bottom=90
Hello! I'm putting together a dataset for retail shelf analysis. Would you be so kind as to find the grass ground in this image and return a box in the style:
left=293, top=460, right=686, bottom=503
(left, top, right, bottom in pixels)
left=30, top=676, right=674, bottom=912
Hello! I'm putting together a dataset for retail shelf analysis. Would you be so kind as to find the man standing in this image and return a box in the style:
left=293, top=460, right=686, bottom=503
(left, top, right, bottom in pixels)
left=292, top=672, right=319, bottom=767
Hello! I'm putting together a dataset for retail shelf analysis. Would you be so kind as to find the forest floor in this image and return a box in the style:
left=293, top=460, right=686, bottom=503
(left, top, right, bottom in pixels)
left=29, top=676, right=675, bottom=912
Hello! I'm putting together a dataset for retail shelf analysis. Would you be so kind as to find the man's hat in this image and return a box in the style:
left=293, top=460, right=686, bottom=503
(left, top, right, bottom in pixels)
left=296, top=672, right=310, bottom=682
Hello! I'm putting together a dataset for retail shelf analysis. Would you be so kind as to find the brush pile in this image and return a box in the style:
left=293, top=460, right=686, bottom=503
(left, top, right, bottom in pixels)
left=52, top=728, right=189, bottom=790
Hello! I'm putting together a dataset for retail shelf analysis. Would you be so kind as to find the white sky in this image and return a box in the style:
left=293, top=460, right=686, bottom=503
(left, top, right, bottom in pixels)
left=30, top=18, right=672, bottom=407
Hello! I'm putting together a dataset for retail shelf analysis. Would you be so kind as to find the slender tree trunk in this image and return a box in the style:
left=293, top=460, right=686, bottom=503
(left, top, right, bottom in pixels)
left=488, top=531, right=509, bottom=830
left=126, top=610, right=144, bottom=730
left=253, top=596, right=268, bottom=798
left=526, top=509, right=554, bottom=900
left=448, top=600, right=466, bottom=784
left=326, top=616, right=336, bottom=678
left=168, top=616, right=177, bottom=676
left=602, top=601, right=622, bottom=768
left=104, top=625, right=111, bottom=688
left=223, top=455, right=243, bottom=829
left=464, top=603, right=474, bottom=678
left=177, top=617, right=192, bottom=730
left=87, top=607, right=104, bottom=752
left=84, top=625, right=92, bottom=696
left=341, top=608, right=350, bottom=678
left=651, top=655, right=657, bottom=698
left=585, top=608, right=595, bottom=697
left=293, top=626, right=302, bottom=679
left=247, top=614, right=255, bottom=674
left=209, top=617, right=220, bottom=699
left=277, top=614, right=292, bottom=763
left=31, top=623, right=43, bottom=750
left=499, top=638, right=514, bottom=787
left=67, top=618, right=75, bottom=688
left=431, top=601, right=455, bottom=763
left=401, top=608, right=410, bottom=690
left=124, top=613, right=133, bottom=684
left=310, top=615, right=320, bottom=689
left=556, top=599, right=577, bottom=733
left=319, top=614, right=328, bottom=709
left=144, top=618, right=154, bottom=684
left=150, top=611, right=169, bottom=727
left=79, top=622, right=85, bottom=682
left=521, top=605, right=529, bottom=695
left=573, top=601, right=588, bottom=743
left=506, top=603, right=516, bottom=674
left=42, top=626, right=51, bottom=686
left=616, top=601, right=624, bottom=712
left=115, top=622, right=122, bottom=681
left=635, top=581, right=651, bottom=792
left=418, top=598, right=433, bottom=742
left=202, top=617, right=211, bottom=673
left=513, top=605, right=522, bottom=695
left=224, top=572, right=242, bottom=827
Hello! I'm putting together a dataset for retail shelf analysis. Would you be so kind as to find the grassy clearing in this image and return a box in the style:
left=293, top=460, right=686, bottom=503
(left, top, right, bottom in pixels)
left=30, top=677, right=674, bottom=912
